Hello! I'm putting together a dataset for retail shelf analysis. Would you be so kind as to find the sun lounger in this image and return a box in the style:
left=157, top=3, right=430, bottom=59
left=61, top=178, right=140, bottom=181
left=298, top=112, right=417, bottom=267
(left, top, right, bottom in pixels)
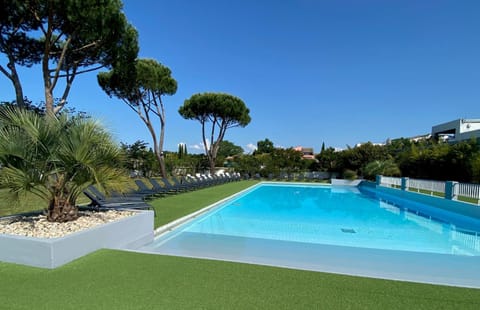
left=184, top=176, right=207, bottom=189
left=199, top=174, right=217, bottom=186
left=134, top=179, right=168, bottom=197
left=161, top=177, right=189, bottom=192
left=85, top=185, right=145, bottom=203
left=148, top=178, right=176, bottom=194
left=83, top=186, right=152, bottom=211
left=171, top=176, right=196, bottom=191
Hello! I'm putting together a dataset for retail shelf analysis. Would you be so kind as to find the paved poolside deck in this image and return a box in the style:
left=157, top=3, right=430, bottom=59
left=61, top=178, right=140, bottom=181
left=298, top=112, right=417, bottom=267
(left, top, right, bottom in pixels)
left=134, top=232, right=480, bottom=288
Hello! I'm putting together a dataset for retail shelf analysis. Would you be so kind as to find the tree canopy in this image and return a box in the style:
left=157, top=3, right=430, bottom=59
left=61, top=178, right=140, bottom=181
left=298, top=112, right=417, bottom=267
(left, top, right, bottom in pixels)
left=217, top=140, right=244, bottom=158
left=0, top=1, right=42, bottom=108
left=312, top=139, right=480, bottom=182
left=179, top=92, right=251, bottom=174
left=120, top=140, right=158, bottom=177
left=98, top=58, right=177, bottom=177
left=255, top=138, right=275, bottom=154
left=0, top=0, right=139, bottom=113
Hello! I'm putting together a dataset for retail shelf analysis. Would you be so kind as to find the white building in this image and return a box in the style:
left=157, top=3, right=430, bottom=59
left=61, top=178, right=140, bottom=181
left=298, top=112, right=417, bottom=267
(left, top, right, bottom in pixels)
left=431, top=119, right=480, bottom=143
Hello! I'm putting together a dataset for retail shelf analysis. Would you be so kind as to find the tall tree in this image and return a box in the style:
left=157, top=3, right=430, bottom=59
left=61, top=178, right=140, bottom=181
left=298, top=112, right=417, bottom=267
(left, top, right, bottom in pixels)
left=120, top=140, right=158, bottom=177
left=339, top=142, right=389, bottom=172
left=0, top=0, right=138, bottom=114
left=216, top=140, right=244, bottom=167
left=271, top=148, right=304, bottom=173
left=0, top=107, right=123, bottom=222
left=98, top=58, right=177, bottom=177
left=217, top=140, right=244, bottom=158
left=256, top=138, right=275, bottom=154
left=315, top=147, right=338, bottom=171
left=178, top=143, right=187, bottom=159
left=179, top=93, right=251, bottom=174
left=0, top=1, right=42, bottom=108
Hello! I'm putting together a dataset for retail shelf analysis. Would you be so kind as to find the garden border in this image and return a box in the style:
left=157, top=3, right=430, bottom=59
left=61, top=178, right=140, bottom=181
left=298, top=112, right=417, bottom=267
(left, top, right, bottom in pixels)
left=0, top=209, right=154, bottom=268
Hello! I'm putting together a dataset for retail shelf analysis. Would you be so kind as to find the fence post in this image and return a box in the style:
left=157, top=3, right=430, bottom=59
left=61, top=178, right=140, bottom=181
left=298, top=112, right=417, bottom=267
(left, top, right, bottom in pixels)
left=376, top=175, right=382, bottom=186
left=445, top=181, right=458, bottom=200
left=401, top=177, right=409, bottom=191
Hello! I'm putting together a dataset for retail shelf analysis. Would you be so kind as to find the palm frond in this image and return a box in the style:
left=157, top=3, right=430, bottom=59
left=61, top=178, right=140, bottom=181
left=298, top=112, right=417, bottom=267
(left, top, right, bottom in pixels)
left=0, top=107, right=123, bottom=212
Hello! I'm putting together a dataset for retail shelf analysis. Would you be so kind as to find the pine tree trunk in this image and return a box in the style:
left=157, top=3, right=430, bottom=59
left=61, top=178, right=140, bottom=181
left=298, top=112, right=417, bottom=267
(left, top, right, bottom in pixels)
left=156, top=150, right=167, bottom=178
left=209, top=155, right=216, bottom=175
left=8, top=58, right=25, bottom=108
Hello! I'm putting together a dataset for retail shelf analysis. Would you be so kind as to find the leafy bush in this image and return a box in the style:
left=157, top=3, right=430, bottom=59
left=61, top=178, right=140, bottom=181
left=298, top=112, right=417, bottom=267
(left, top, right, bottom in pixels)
left=342, top=169, right=358, bottom=180
left=363, top=160, right=401, bottom=180
left=0, top=108, right=123, bottom=222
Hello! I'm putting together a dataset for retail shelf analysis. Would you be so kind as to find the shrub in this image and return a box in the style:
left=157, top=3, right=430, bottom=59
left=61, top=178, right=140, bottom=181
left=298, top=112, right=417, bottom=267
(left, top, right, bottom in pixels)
left=0, top=108, right=123, bottom=222
left=342, top=169, right=358, bottom=180
left=362, top=160, right=401, bottom=181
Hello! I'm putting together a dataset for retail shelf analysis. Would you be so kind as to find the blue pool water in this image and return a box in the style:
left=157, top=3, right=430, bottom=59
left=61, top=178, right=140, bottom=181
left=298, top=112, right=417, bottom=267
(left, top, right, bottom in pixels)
left=143, top=183, right=480, bottom=256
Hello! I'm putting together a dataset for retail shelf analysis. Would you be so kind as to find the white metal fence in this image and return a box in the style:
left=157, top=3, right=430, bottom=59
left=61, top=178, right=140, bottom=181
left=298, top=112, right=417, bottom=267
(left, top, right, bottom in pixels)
left=379, top=176, right=402, bottom=188
left=457, top=183, right=480, bottom=205
left=377, top=175, right=480, bottom=205
left=408, top=178, right=446, bottom=196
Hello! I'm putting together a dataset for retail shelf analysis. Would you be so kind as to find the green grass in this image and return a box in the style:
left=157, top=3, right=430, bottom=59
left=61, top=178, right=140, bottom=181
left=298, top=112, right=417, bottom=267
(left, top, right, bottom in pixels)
left=0, top=176, right=147, bottom=217
left=458, top=196, right=480, bottom=205
left=149, top=180, right=258, bottom=228
left=407, top=188, right=444, bottom=198
left=1, top=249, right=479, bottom=310
left=0, top=180, right=257, bottom=221
left=0, top=189, right=91, bottom=217
left=1, top=180, right=480, bottom=309
left=0, top=189, right=43, bottom=216
left=405, top=188, right=480, bottom=205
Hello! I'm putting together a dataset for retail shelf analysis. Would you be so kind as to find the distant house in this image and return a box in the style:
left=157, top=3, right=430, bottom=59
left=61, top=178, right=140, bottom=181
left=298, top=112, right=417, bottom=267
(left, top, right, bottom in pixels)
left=386, top=119, right=479, bottom=145
left=294, top=146, right=315, bottom=160
left=388, top=134, right=432, bottom=144
left=408, top=134, right=432, bottom=143
left=431, top=119, right=480, bottom=143
left=355, top=142, right=386, bottom=147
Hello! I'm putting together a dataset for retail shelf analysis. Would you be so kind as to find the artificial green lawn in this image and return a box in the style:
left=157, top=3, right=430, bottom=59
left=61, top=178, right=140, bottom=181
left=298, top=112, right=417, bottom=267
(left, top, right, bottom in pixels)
left=1, top=249, right=479, bottom=309
left=1, top=180, right=480, bottom=309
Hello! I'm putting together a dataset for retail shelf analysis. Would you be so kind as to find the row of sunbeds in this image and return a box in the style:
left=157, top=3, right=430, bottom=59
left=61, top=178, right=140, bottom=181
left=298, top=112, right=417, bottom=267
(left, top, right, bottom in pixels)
left=82, top=173, right=242, bottom=211
left=247, top=171, right=332, bottom=181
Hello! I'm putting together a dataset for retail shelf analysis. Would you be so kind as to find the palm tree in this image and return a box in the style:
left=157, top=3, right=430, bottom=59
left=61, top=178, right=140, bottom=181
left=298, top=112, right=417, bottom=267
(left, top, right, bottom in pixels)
left=0, top=107, right=123, bottom=222
left=363, top=159, right=401, bottom=180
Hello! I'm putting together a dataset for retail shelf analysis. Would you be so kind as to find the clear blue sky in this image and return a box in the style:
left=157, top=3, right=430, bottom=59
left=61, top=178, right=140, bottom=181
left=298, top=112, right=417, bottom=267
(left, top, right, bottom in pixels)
left=1, top=0, right=479, bottom=153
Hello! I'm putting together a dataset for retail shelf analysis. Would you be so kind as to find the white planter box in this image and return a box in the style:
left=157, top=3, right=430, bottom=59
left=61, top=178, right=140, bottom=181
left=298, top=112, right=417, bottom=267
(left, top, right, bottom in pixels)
left=0, top=210, right=154, bottom=269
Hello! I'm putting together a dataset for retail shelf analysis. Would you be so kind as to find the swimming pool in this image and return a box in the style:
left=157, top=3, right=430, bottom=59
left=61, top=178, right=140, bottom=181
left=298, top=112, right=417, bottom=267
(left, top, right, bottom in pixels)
left=135, top=183, right=480, bottom=287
